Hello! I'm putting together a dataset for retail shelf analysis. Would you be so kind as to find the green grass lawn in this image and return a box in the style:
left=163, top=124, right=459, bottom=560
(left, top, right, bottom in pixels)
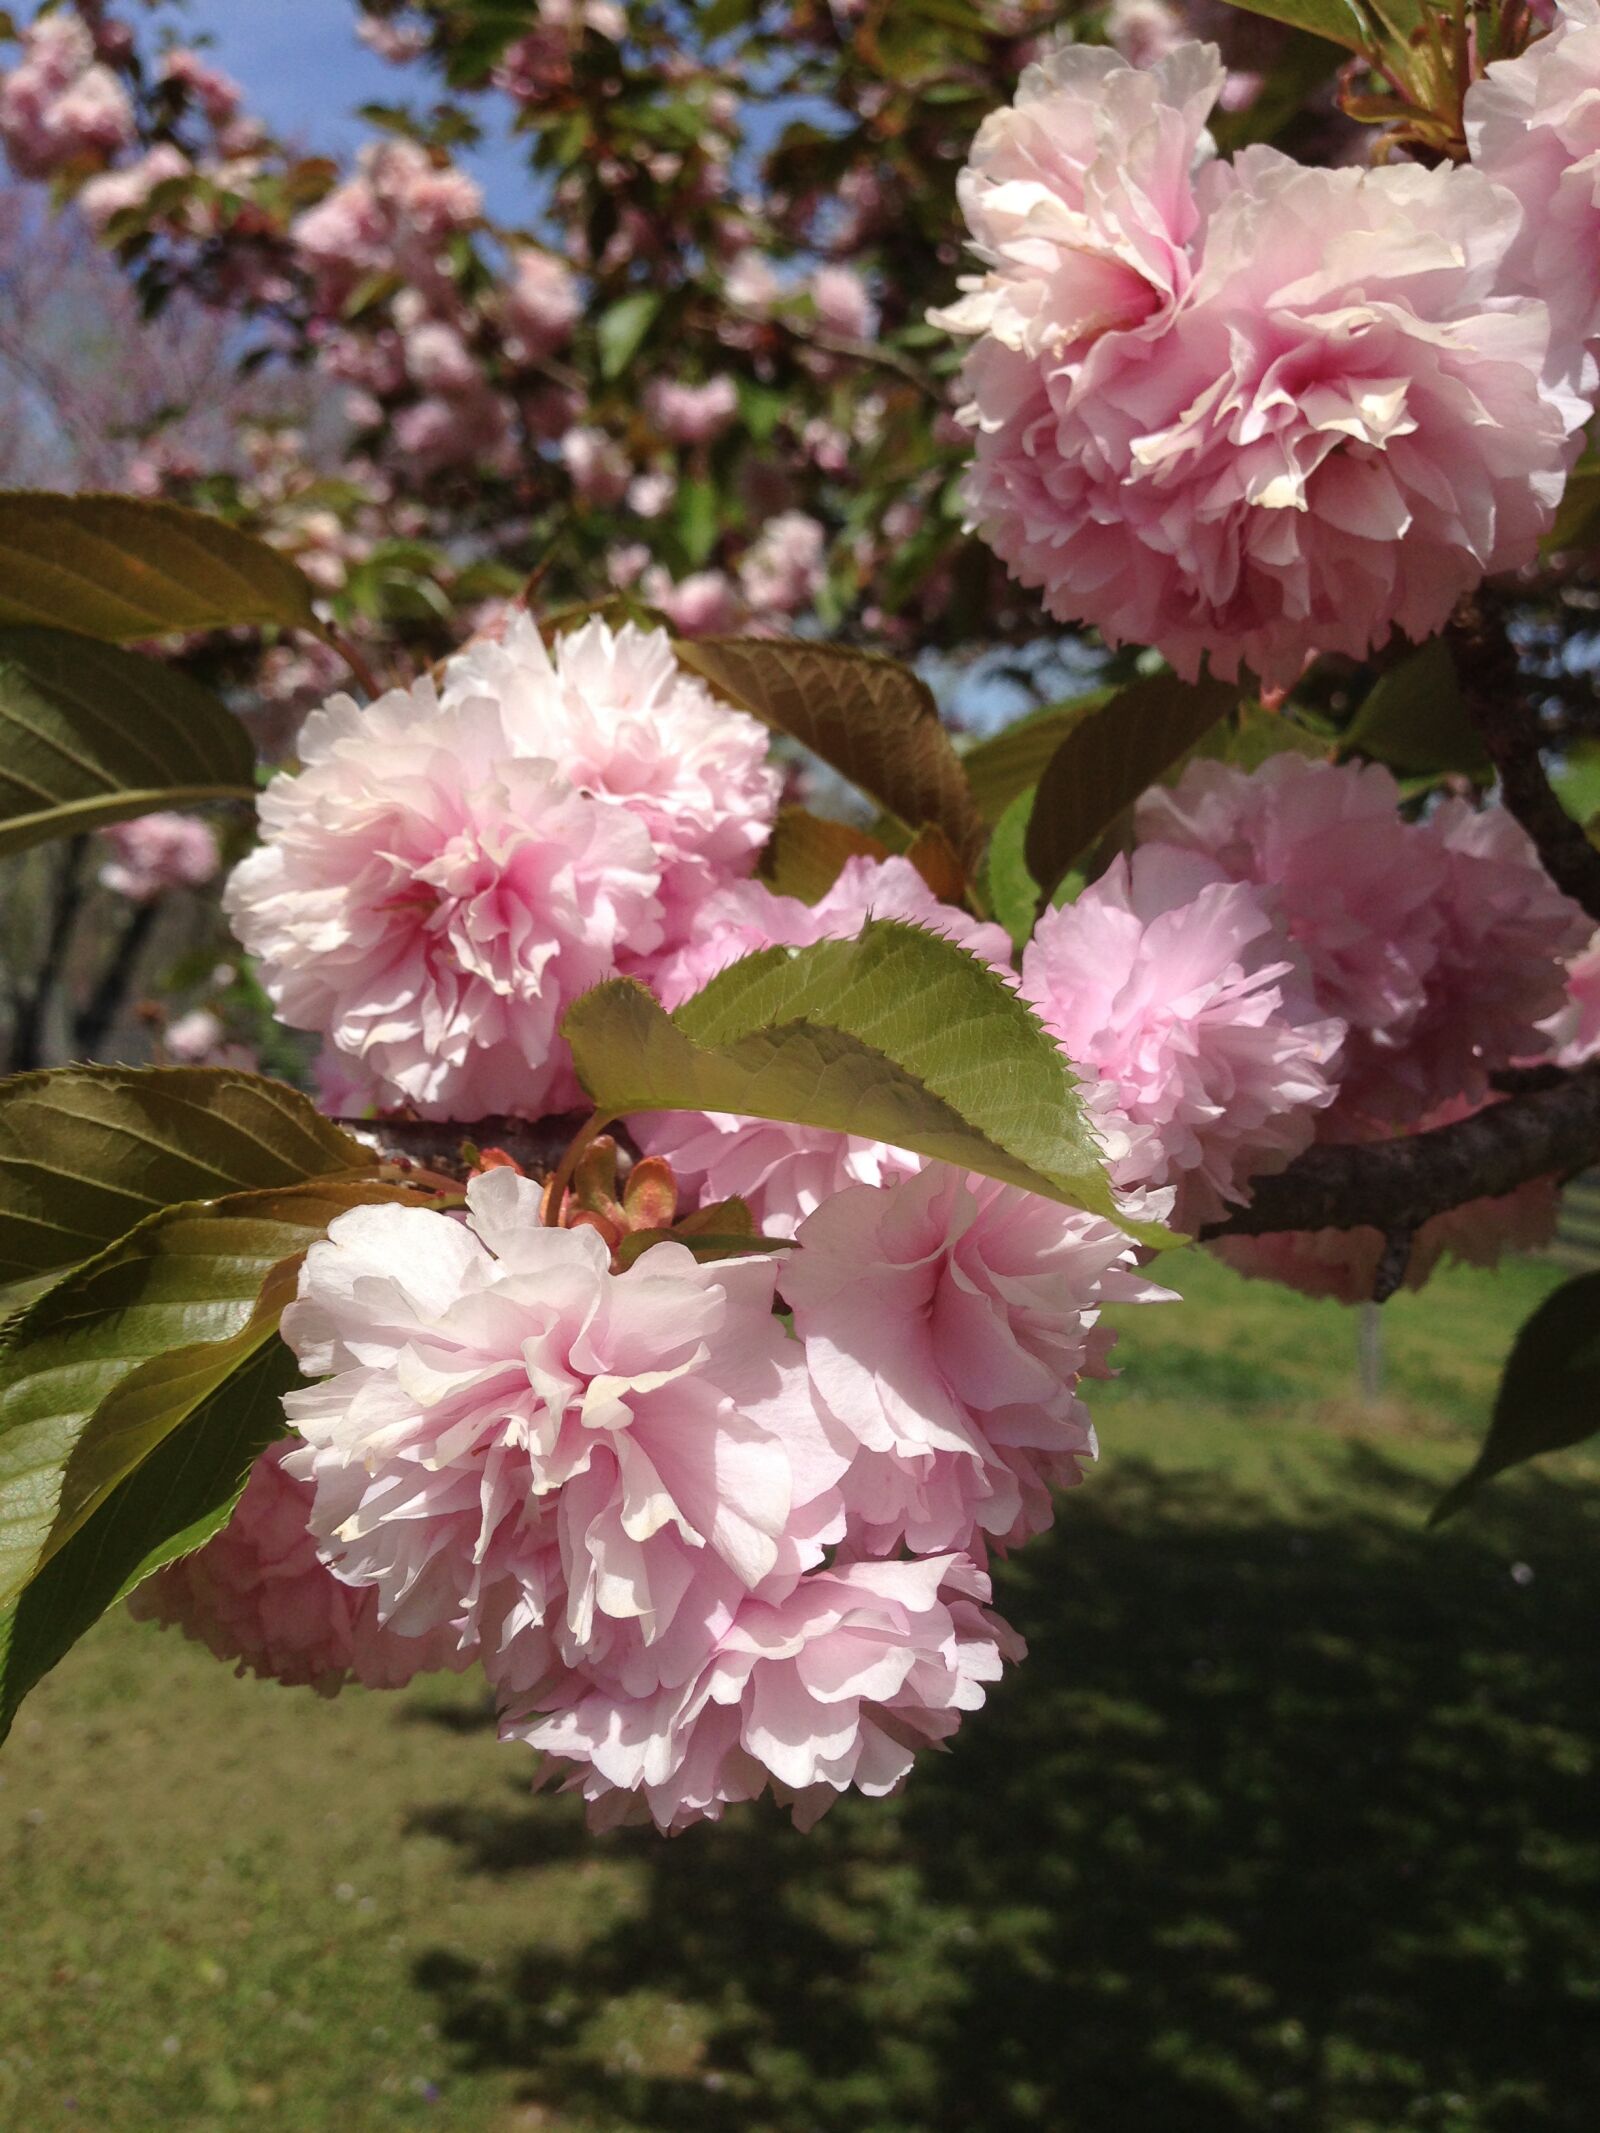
left=2, top=1250, right=1598, bottom=2133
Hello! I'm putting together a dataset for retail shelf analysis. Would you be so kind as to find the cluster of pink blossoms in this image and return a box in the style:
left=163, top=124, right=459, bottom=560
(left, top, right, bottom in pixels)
left=146, top=1168, right=1157, bottom=1831
left=934, top=38, right=1586, bottom=685
left=183, top=584, right=1596, bottom=1830
left=0, top=10, right=133, bottom=180
left=224, top=616, right=780, bottom=1120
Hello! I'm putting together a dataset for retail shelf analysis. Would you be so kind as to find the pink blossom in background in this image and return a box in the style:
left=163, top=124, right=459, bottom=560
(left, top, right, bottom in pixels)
left=1020, top=844, right=1344, bottom=1230
left=937, top=43, right=1575, bottom=685
left=501, top=246, right=582, bottom=363
left=811, top=263, right=877, bottom=341
left=77, top=141, right=190, bottom=233
left=97, top=811, right=219, bottom=902
left=781, top=1166, right=1169, bottom=1555
left=280, top=1174, right=845, bottom=1697
left=627, top=468, right=677, bottom=518
left=441, top=614, right=779, bottom=943
left=1399, top=799, right=1591, bottom=1109
left=224, top=657, right=662, bottom=1119
left=738, top=510, right=827, bottom=615
left=646, top=374, right=740, bottom=445
left=401, top=315, right=480, bottom=394
left=0, top=9, right=134, bottom=179
left=160, top=48, right=243, bottom=130
left=509, top=1552, right=1019, bottom=1833
left=1210, top=1096, right=1562, bottom=1303
left=639, top=565, right=742, bottom=636
left=1138, top=756, right=1449, bottom=1120
left=1466, top=0, right=1600, bottom=407
left=1544, top=929, right=1600, bottom=1064
left=636, top=859, right=1014, bottom=1239
left=562, top=424, right=632, bottom=506
left=292, top=139, right=481, bottom=312
left=128, top=1441, right=470, bottom=1693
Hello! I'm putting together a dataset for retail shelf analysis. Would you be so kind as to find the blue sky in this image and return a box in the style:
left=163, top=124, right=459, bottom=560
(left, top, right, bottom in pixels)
left=142, top=1, right=533, bottom=214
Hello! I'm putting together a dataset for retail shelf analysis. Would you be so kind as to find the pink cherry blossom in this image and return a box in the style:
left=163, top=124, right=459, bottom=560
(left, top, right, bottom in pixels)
left=1544, top=929, right=1600, bottom=1064
left=502, top=246, right=582, bottom=363
left=127, top=1441, right=470, bottom=1693
left=78, top=141, right=191, bottom=233
left=0, top=9, right=134, bottom=179
left=781, top=1165, right=1170, bottom=1555
left=646, top=373, right=740, bottom=445
left=1466, top=0, right=1600, bottom=408
left=639, top=565, right=742, bottom=636
left=1138, top=755, right=1450, bottom=1121
left=938, top=43, right=1573, bottom=684
left=1399, top=798, right=1591, bottom=1110
left=562, top=424, right=632, bottom=505
left=635, top=859, right=1014, bottom=1239
left=440, top=614, right=779, bottom=943
left=1020, top=844, right=1344, bottom=1230
left=1211, top=1096, right=1562, bottom=1302
left=811, top=263, right=877, bottom=341
left=223, top=653, right=663, bottom=1119
left=279, top=1173, right=844, bottom=1695
left=507, top=1552, right=1020, bottom=1833
left=738, top=510, right=827, bottom=615
left=97, top=812, right=220, bottom=903
left=930, top=40, right=1220, bottom=370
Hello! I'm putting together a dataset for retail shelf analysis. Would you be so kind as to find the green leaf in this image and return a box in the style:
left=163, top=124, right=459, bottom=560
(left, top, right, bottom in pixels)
left=675, top=477, right=721, bottom=569
left=985, top=785, right=1040, bottom=951
left=0, top=1335, right=300, bottom=1744
left=0, top=1178, right=416, bottom=1616
left=597, top=291, right=663, bottom=380
left=759, top=809, right=891, bottom=901
left=564, top=920, right=1174, bottom=1244
left=962, top=690, right=1114, bottom=825
left=1025, top=673, right=1241, bottom=904
left=675, top=637, right=987, bottom=872
left=0, top=1066, right=378, bottom=1300
left=1217, top=0, right=1375, bottom=55
left=1545, top=455, right=1600, bottom=557
left=1431, top=1271, right=1600, bottom=1525
left=1341, top=639, right=1491, bottom=780
left=0, top=492, right=321, bottom=641
left=0, top=626, right=256, bottom=856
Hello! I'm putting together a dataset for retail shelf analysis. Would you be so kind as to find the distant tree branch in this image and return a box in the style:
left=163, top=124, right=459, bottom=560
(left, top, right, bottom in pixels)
left=1202, top=1064, right=1600, bottom=1242
left=1452, top=594, right=1600, bottom=923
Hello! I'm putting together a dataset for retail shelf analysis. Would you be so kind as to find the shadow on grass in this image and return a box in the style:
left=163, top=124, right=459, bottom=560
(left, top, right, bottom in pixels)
left=409, top=1451, right=1600, bottom=2133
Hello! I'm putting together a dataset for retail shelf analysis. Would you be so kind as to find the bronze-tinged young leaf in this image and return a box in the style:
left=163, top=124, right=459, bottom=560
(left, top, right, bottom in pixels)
left=0, top=491, right=321, bottom=640
left=1341, top=638, right=1491, bottom=781
left=0, top=1334, right=301, bottom=1744
left=1430, top=1270, right=1600, bottom=1525
left=962, top=689, right=1113, bottom=825
left=675, top=637, right=987, bottom=873
left=0, top=1177, right=421, bottom=1616
left=1025, top=672, right=1241, bottom=904
left=759, top=808, right=891, bottom=901
left=564, top=920, right=1174, bottom=1243
left=0, top=1065, right=378, bottom=1299
left=0, top=627, right=255, bottom=857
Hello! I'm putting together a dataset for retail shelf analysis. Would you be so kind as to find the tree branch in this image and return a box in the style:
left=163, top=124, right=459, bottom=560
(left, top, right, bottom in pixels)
left=1452, top=595, right=1600, bottom=922
left=1201, top=1064, right=1600, bottom=1241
